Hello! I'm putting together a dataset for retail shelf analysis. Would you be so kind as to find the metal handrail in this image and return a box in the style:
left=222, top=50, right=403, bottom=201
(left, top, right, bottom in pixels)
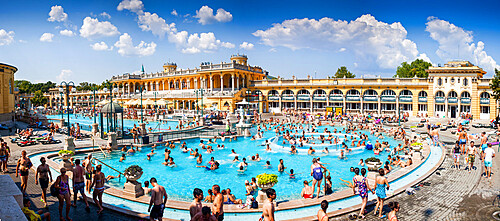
left=94, top=158, right=123, bottom=176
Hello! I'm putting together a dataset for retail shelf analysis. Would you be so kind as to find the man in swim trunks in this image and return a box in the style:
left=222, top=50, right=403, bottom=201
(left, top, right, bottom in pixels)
left=212, top=185, right=224, bottom=221
left=459, top=130, right=468, bottom=154
left=466, top=141, right=476, bottom=172
left=35, top=157, right=52, bottom=207
left=82, top=154, right=94, bottom=194
left=72, top=159, right=90, bottom=211
left=148, top=177, right=168, bottom=221
left=482, top=143, right=495, bottom=179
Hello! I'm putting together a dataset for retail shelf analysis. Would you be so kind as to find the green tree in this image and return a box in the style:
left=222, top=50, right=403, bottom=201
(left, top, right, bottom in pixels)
left=491, top=69, right=500, bottom=102
left=394, top=59, right=432, bottom=78
left=334, top=66, right=355, bottom=78
left=30, top=90, right=48, bottom=106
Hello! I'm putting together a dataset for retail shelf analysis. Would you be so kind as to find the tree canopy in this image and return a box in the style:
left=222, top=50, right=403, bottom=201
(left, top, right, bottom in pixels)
left=30, top=90, right=48, bottom=106
left=14, top=80, right=56, bottom=94
left=334, top=66, right=355, bottom=78
left=394, top=59, right=432, bottom=78
left=490, top=69, right=500, bottom=102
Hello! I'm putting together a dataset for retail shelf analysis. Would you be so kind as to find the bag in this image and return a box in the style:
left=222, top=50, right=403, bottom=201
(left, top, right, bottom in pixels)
left=50, top=183, right=59, bottom=197
left=251, top=201, right=258, bottom=209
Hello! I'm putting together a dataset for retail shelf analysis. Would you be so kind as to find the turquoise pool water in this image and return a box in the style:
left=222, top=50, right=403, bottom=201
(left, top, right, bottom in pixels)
left=55, top=124, right=400, bottom=202
left=30, top=137, right=442, bottom=220
left=45, top=113, right=180, bottom=132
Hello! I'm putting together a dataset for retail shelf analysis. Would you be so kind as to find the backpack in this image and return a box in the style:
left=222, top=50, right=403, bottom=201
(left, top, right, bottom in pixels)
left=251, top=200, right=258, bottom=209
left=50, top=182, right=59, bottom=197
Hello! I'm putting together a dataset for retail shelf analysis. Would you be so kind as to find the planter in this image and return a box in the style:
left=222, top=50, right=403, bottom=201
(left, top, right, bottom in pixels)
left=125, top=171, right=143, bottom=182
left=257, top=182, right=276, bottom=190
left=412, top=145, right=423, bottom=152
left=59, top=153, right=72, bottom=161
left=366, top=161, right=383, bottom=171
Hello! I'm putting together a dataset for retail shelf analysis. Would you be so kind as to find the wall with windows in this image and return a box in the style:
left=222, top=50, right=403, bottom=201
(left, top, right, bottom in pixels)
left=0, top=63, right=17, bottom=122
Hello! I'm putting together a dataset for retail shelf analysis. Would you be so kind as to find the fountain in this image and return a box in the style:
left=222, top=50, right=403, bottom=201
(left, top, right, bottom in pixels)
left=235, top=105, right=252, bottom=137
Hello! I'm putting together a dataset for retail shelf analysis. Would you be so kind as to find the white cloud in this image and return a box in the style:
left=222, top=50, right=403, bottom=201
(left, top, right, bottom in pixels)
left=100, top=12, right=111, bottom=19
left=40, top=33, right=54, bottom=42
left=18, top=40, right=27, bottom=43
left=117, top=0, right=233, bottom=54
left=57, top=69, right=72, bottom=82
left=269, top=48, right=277, bottom=53
left=59, top=29, right=75, bottom=36
left=416, top=53, right=432, bottom=63
left=117, top=0, right=144, bottom=14
left=253, top=14, right=428, bottom=69
left=48, top=5, right=68, bottom=22
left=79, top=17, right=120, bottom=39
left=239, top=42, right=254, bottom=50
left=171, top=9, right=178, bottom=16
left=91, top=42, right=113, bottom=51
left=425, top=17, right=500, bottom=72
left=195, top=6, right=233, bottom=25
left=114, top=33, right=156, bottom=56
left=0, top=29, right=15, bottom=46
left=338, top=48, right=346, bottom=52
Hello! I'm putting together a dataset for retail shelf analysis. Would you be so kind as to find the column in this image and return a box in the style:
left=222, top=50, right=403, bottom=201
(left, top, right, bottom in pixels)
left=445, top=97, right=448, bottom=118
left=194, top=79, right=198, bottom=89
left=162, top=81, right=165, bottom=91
left=210, top=77, right=214, bottom=91
left=378, top=96, right=381, bottom=115
left=231, top=74, right=235, bottom=92
left=458, top=98, right=461, bottom=118
left=237, top=76, right=240, bottom=89
left=343, top=96, right=346, bottom=113
left=156, top=82, right=159, bottom=91
left=294, top=96, right=297, bottom=111
left=279, top=96, right=282, bottom=111
left=326, top=94, right=330, bottom=107
left=310, top=96, right=313, bottom=113
left=220, top=75, right=224, bottom=92
left=396, top=96, right=400, bottom=118
left=360, top=95, right=364, bottom=114
left=187, top=80, right=191, bottom=89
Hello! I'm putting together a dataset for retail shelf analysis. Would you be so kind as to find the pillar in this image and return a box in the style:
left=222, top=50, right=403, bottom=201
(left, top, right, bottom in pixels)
left=231, top=74, right=235, bottom=92
left=220, top=75, right=224, bottom=92
left=396, top=96, right=400, bottom=118
left=294, top=96, right=297, bottom=111
left=279, top=96, right=282, bottom=111
left=310, top=96, right=313, bottom=113
left=210, top=77, right=214, bottom=91
left=237, top=76, right=240, bottom=89
left=378, top=96, right=381, bottom=115
left=194, top=79, right=198, bottom=89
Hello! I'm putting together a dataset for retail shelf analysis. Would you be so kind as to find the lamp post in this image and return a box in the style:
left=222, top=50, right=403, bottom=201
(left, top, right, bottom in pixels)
left=92, top=85, right=97, bottom=124
left=136, top=86, right=145, bottom=123
left=153, top=91, right=158, bottom=114
left=103, top=86, right=119, bottom=132
left=59, top=91, right=63, bottom=120
left=59, top=81, right=76, bottom=133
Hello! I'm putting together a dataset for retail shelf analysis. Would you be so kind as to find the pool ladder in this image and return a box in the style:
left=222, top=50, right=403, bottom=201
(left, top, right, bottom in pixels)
left=94, top=157, right=124, bottom=177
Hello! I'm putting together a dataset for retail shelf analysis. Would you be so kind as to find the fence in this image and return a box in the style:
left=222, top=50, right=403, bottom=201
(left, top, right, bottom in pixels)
left=117, top=126, right=238, bottom=145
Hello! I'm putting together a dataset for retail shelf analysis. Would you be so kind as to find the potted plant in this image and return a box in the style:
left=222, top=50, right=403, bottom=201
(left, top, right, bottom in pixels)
left=365, top=157, right=383, bottom=171
left=256, top=173, right=278, bottom=190
left=411, top=142, right=423, bottom=152
left=58, top=150, right=74, bottom=160
left=124, top=165, right=143, bottom=182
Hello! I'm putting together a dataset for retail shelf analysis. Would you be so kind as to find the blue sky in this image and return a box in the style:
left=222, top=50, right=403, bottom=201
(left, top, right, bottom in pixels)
left=1, top=0, right=499, bottom=84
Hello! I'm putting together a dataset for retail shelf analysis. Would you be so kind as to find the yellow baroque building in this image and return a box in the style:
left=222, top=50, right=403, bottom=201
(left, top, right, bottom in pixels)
left=0, top=63, right=17, bottom=122
left=47, top=57, right=497, bottom=120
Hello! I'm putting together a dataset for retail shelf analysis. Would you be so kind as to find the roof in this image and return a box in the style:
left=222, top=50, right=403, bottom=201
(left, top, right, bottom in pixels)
left=100, top=102, right=124, bottom=113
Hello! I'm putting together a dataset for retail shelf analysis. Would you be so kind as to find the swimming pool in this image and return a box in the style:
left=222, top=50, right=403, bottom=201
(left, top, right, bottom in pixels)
left=54, top=124, right=399, bottom=202
left=45, top=113, right=180, bottom=132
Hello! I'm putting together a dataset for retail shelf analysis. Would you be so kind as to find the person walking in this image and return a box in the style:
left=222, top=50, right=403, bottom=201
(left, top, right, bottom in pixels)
left=452, top=141, right=461, bottom=169
left=91, top=164, right=105, bottom=214
left=373, top=168, right=390, bottom=218
left=35, top=157, right=52, bottom=207
left=54, top=168, right=72, bottom=221
left=72, top=159, right=90, bottom=211
left=353, top=168, right=373, bottom=219
left=16, top=150, right=32, bottom=195
left=482, top=143, right=495, bottom=179
left=148, top=177, right=168, bottom=221
left=82, top=154, right=94, bottom=194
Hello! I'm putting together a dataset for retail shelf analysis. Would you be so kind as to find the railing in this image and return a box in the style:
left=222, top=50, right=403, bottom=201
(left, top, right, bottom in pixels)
left=448, top=97, right=458, bottom=103
left=329, top=95, right=343, bottom=101
left=418, top=97, right=427, bottom=103
left=268, top=96, right=279, bottom=101
left=94, top=158, right=124, bottom=175
left=313, top=95, right=327, bottom=101
left=363, top=95, right=378, bottom=102
left=460, top=97, right=471, bottom=104
left=399, top=96, right=413, bottom=103
left=480, top=98, right=490, bottom=104
left=346, top=95, right=360, bottom=101
left=381, top=95, right=396, bottom=102
left=297, top=95, right=310, bottom=101
left=281, top=95, right=295, bottom=101
left=435, top=97, right=445, bottom=103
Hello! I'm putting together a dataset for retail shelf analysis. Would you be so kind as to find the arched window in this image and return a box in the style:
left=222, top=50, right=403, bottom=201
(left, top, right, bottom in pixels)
left=437, top=78, right=442, bottom=86
left=448, top=91, right=458, bottom=97
left=463, top=78, right=468, bottom=86
left=435, top=91, right=445, bottom=97
left=346, top=89, right=360, bottom=95
left=399, top=90, right=413, bottom=96
left=460, top=91, right=470, bottom=98
left=480, top=92, right=490, bottom=99
left=418, top=91, right=427, bottom=97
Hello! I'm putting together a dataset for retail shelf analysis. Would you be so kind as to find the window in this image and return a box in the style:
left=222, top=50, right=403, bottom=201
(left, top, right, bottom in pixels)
left=458, top=78, right=460, bottom=83
left=418, top=104, right=427, bottom=111
left=435, top=104, right=445, bottom=112
left=463, top=78, right=468, bottom=86
left=9, top=79, right=12, bottom=94
left=437, top=78, right=442, bottom=86
left=481, top=106, right=490, bottom=114
left=445, top=78, right=447, bottom=83
left=451, top=77, right=455, bottom=83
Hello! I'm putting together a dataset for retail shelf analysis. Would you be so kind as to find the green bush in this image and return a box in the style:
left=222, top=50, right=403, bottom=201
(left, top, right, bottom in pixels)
left=256, top=173, right=278, bottom=185
left=58, top=150, right=74, bottom=155
left=124, top=165, right=143, bottom=176
left=365, top=157, right=381, bottom=163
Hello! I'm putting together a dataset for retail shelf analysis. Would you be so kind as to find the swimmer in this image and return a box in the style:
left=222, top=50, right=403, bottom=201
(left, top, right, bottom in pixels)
left=233, top=156, right=240, bottom=163
left=237, top=165, right=246, bottom=174
left=285, top=169, right=296, bottom=179
left=238, top=158, right=248, bottom=168
left=255, top=153, right=261, bottom=161
left=278, top=159, right=286, bottom=172
left=197, top=155, right=203, bottom=164
left=264, top=161, right=272, bottom=169
left=119, top=154, right=126, bottom=162
left=308, top=147, right=315, bottom=155
left=149, top=149, right=156, bottom=156
left=231, top=149, right=237, bottom=155
left=358, top=159, right=365, bottom=166
left=322, top=147, right=329, bottom=154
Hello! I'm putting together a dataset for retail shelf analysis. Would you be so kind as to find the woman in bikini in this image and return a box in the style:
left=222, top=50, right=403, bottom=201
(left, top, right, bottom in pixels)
left=91, top=164, right=105, bottom=214
left=317, top=200, right=329, bottom=221
left=353, top=168, right=374, bottom=219
left=16, top=150, right=32, bottom=194
left=55, top=168, right=72, bottom=221
left=387, top=201, right=400, bottom=221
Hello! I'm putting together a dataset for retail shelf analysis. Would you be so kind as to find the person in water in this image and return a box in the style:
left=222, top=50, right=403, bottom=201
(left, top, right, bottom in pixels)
left=301, top=180, right=314, bottom=199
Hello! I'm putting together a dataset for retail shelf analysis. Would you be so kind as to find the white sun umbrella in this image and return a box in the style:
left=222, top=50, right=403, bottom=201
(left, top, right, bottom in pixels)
left=143, top=99, right=155, bottom=106
left=124, top=99, right=136, bottom=105
left=155, top=99, right=170, bottom=106
left=97, top=100, right=110, bottom=106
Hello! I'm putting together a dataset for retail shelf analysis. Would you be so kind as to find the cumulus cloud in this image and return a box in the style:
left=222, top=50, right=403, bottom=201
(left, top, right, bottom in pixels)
left=57, top=69, right=72, bottom=82
left=40, top=33, right=54, bottom=42
left=117, top=0, right=144, bottom=14
left=253, top=14, right=428, bottom=69
left=195, top=6, right=233, bottom=25
left=425, top=17, right=500, bottom=72
left=239, top=42, right=254, bottom=50
left=269, top=48, right=277, bottom=53
left=114, top=33, right=156, bottom=56
left=91, top=42, right=113, bottom=51
left=48, top=5, right=68, bottom=22
left=338, top=48, right=346, bottom=52
left=0, top=29, right=15, bottom=46
left=117, top=0, right=234, bottom=54
left=79, top=17, right=120, bottom=39
left=59, top=29, right=75, bottom=36
left=100, top=12, right=111, bottom=19
left=171, top=9, right=178, bottom=16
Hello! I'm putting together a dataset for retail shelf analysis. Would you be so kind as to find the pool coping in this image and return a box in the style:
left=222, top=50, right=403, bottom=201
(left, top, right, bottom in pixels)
left=29, top=139, right=435, bottom=220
